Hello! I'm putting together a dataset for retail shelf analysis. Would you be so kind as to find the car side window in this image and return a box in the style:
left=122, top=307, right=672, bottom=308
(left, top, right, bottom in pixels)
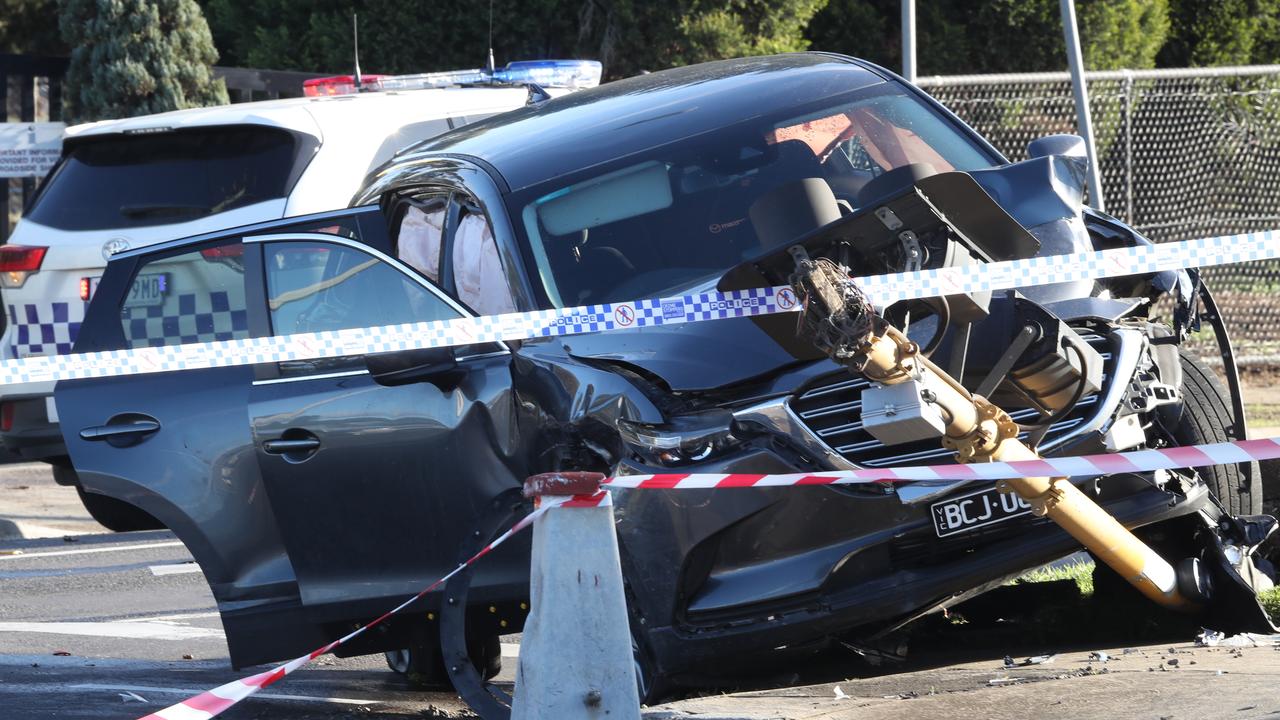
left=120, top=240, right=249, bottom=349
left=264, top=240, right=463, bottom=376
left=393, top=195, right=447, bottom=283
left=277, top=214, right=362, bottom=240
left=451, top=208, right=517, bottom=316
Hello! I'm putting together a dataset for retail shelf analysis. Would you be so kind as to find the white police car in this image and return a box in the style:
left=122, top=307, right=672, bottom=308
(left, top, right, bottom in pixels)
left=0, top=60, right=601, bottom=530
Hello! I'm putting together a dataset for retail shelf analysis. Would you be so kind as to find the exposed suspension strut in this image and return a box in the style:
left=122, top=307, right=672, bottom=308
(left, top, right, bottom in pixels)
left=788, top=247, right=1196, bottom=611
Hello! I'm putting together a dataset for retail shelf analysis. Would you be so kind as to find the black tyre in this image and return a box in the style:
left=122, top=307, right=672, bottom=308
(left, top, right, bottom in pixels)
left=1092, top=349, right=1261, bottom=606
left=58, top=458, right=164, bottom=533
left=384, top=632, right=501, bottom=690
left=74, top=485, right=164, bottom=532
left=384, top=642, right=450, bottom=690
left=1160, top=350, right=1262, bottom=515
left=632, top=629, right=667, bottom=706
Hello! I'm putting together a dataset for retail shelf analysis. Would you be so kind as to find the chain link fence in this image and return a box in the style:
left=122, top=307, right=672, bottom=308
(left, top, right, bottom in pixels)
left=919, top=66, right=1280, bottom=366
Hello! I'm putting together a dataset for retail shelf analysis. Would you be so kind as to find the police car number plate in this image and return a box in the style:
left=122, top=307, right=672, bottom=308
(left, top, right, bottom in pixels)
left=931, top=486, right=1033, bottom=537
left=90, top=272, right=169, bottom=308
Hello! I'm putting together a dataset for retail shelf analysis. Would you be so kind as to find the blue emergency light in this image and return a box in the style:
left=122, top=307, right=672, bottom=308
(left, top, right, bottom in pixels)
left=307, top=60, right=604, bottom=96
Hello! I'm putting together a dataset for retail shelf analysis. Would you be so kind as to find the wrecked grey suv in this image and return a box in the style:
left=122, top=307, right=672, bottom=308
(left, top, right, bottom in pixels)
left=56, top=53, right=1274, bottom=710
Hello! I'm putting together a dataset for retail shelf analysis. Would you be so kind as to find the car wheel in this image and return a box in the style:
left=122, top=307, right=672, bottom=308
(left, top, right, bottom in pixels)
left=384, top=641, right=449, bottom=689
left=73, top=485, right=164, bottom=532
left=625, top=584, right=669, bottom=705
left=1160, top=349, right=1262, bottom=516
left=384, top=631, right=500, bottom=690
left=1093, top=349, right=1261, bottom=605
left=632, top=629, right=666, bottom=705
left=53, top=460, right=163, bottom=533
left=384, top=647, right=412, bottom=674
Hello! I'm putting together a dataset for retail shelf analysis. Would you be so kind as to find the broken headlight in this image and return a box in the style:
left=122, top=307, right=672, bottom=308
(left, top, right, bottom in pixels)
left=617, top=411, right=742, bottom=466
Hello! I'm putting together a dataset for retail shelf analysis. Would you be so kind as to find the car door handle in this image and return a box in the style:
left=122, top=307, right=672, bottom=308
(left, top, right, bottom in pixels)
left=80, top=418, right=161, bottom=442
left=263, top=438, right=321, bottom=454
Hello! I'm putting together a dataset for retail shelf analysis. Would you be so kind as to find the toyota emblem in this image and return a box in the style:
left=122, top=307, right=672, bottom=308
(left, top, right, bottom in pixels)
left=102, top=237, right=131, bottom=260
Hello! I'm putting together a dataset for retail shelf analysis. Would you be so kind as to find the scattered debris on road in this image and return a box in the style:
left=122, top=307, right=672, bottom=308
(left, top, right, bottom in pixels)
left=1004, top=654, right=1056, bottom=667
left=1196, top=629, right=1280, bottom=647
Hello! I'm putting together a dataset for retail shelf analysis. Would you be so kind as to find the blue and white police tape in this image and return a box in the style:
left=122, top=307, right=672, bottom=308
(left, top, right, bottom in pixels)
left=2, top=228, right=1277, bottom=388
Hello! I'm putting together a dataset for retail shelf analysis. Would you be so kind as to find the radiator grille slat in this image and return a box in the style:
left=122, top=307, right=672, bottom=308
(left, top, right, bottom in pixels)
left=790, top=339, right=1110, bottom=468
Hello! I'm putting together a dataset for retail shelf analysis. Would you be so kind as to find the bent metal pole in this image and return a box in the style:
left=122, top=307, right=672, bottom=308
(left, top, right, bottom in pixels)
left=789, top=251, right=1194, bottom=610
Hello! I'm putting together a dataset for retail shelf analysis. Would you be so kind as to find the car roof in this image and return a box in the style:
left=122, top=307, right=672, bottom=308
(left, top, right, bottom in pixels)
left=64, top=86, right=532, bottom=143
left=382, top=53, right=889, bottom=193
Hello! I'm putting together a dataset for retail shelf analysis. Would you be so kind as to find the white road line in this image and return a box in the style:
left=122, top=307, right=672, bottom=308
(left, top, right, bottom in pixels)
left=67, top=683, right=379, bottom=706
left=501, top=642, right=520, bottom=658
left=119, top=611, right=220, bottom=624
left=0, top=621, right=224, bottom=641
left=149, top=563, right=202, bottom=576
left=0, top=540, right=184, bottom=561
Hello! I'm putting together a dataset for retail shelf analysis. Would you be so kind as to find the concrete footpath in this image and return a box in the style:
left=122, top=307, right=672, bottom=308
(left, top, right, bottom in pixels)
left=652, top=640, right=1280, bottom=720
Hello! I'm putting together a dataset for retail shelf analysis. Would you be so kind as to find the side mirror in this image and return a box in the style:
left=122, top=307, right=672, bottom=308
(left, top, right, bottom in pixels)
left=364, top=346, right=461, bottom=388
left=1027, top=133, right=1087, bottom=160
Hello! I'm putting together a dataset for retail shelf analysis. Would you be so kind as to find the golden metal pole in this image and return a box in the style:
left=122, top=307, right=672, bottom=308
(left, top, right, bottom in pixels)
left=861, top=328, right=1194, bottom=610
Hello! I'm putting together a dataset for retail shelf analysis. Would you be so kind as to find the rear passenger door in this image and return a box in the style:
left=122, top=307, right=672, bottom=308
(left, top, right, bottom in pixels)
left=54, top=209, right=397, bottom=608
left=245, top=194, right=529, bottom=611
left=53, top=231, right=282, bottom=598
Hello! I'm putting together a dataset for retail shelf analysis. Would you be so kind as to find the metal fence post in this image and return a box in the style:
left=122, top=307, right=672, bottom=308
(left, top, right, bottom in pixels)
left=19, top=73, right=35, bottom=210
left=1, top=70, right=8, bottom=243
left=1123, top=69, right=1134, bottom=224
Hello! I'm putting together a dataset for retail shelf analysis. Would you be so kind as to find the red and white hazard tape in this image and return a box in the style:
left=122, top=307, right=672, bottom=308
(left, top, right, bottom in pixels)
left=603, top=437, right=1280, bottom=489
left=132, top=432, right=1280, bottom=718
left=135, top=492, right=606, bottom=720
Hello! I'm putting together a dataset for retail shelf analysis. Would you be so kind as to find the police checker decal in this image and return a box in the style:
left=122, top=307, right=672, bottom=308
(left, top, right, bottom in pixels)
left=932, top=485, right=1035, bottom=537
left=3, top=229, right=1280, bottom=387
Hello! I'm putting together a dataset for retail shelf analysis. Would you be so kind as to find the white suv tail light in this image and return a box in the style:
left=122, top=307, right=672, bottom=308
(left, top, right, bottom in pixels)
left=0, top=245, right=47, bottom=288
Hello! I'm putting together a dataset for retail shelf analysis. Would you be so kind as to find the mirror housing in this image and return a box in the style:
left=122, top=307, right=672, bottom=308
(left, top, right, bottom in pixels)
left=365, top=346, right=461, bottom=388
left=1027, top=133, right=1087, bottom=160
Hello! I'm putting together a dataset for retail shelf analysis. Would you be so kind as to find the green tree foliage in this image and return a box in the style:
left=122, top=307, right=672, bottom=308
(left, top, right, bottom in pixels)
left=808, top=0, right=1168, bottom=74
left=0, top=0, right=68, bottom=55
left=677, top=0, right=826, bottom=65
left=1079, top=0, right=1169, bottom=69
left=201, top=0, right=825, bottom=80
left=59, top=0, right=228, bottom=123
left=1158, top=0, right=1280, bottom=66
left=203, top=1, right=580, bottom=76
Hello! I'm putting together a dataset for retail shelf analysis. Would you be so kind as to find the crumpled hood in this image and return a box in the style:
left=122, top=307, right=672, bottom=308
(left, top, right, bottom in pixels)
left=564, top=315, right=804, bottom=392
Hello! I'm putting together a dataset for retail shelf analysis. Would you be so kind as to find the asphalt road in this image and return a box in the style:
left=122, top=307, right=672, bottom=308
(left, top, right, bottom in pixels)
left=0, top=464, right=485, bottom=719
left=4, top=462, right=1280, bottom=720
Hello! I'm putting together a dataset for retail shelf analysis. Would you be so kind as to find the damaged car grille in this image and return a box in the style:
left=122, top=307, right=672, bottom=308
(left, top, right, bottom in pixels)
left=790, top=335, right=1111, bottom=468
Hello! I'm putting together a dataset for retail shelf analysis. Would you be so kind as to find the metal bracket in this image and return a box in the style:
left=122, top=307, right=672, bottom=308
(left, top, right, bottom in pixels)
left=974, top=324, right=1039, bottom=398
left=898, top=230, right=923, bottom=272
left=874, top=206, right=904, bottom=230
left=441, top=488, right=532, bottom=720
left=997, top=478, right=1065, bottom=517
left=1126, top=379, right=1179, bottom=413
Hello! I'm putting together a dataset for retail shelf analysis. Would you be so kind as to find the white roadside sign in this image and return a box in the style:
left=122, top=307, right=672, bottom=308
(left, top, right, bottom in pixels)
left=0, top=122, right=65, bottom=179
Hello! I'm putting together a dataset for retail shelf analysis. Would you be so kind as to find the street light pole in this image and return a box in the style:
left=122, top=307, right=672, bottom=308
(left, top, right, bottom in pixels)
left=901, top=0, right=917, bottom=82
left=1059, top=0, right=1105, bottom=211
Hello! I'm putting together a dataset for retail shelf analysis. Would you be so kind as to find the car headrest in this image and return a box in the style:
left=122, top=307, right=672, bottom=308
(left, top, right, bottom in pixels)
left=748, top=177, right=842, bottom=250
left=856, top=162, right=938, bottom=208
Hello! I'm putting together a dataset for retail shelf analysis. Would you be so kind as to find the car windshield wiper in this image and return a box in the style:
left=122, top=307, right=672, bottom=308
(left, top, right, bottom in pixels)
left=119, top=203, right=211, bottom=219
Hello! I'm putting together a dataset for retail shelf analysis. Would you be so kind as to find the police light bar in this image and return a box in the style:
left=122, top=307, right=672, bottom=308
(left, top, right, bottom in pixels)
left=303, top=60, right=602, bottom=97
left=303, top=74, right=387, bottom=96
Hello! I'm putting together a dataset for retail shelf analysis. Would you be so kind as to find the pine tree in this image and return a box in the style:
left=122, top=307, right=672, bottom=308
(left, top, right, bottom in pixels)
left=59, top=0, right=229, bottom=123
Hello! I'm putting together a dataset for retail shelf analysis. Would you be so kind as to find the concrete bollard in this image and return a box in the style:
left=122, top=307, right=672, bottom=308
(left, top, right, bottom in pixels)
left=511, top=472, right=641, bottom=720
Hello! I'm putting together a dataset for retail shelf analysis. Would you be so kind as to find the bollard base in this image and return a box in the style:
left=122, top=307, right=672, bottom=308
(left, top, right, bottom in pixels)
left=511, top=497, right=641, bottom=720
